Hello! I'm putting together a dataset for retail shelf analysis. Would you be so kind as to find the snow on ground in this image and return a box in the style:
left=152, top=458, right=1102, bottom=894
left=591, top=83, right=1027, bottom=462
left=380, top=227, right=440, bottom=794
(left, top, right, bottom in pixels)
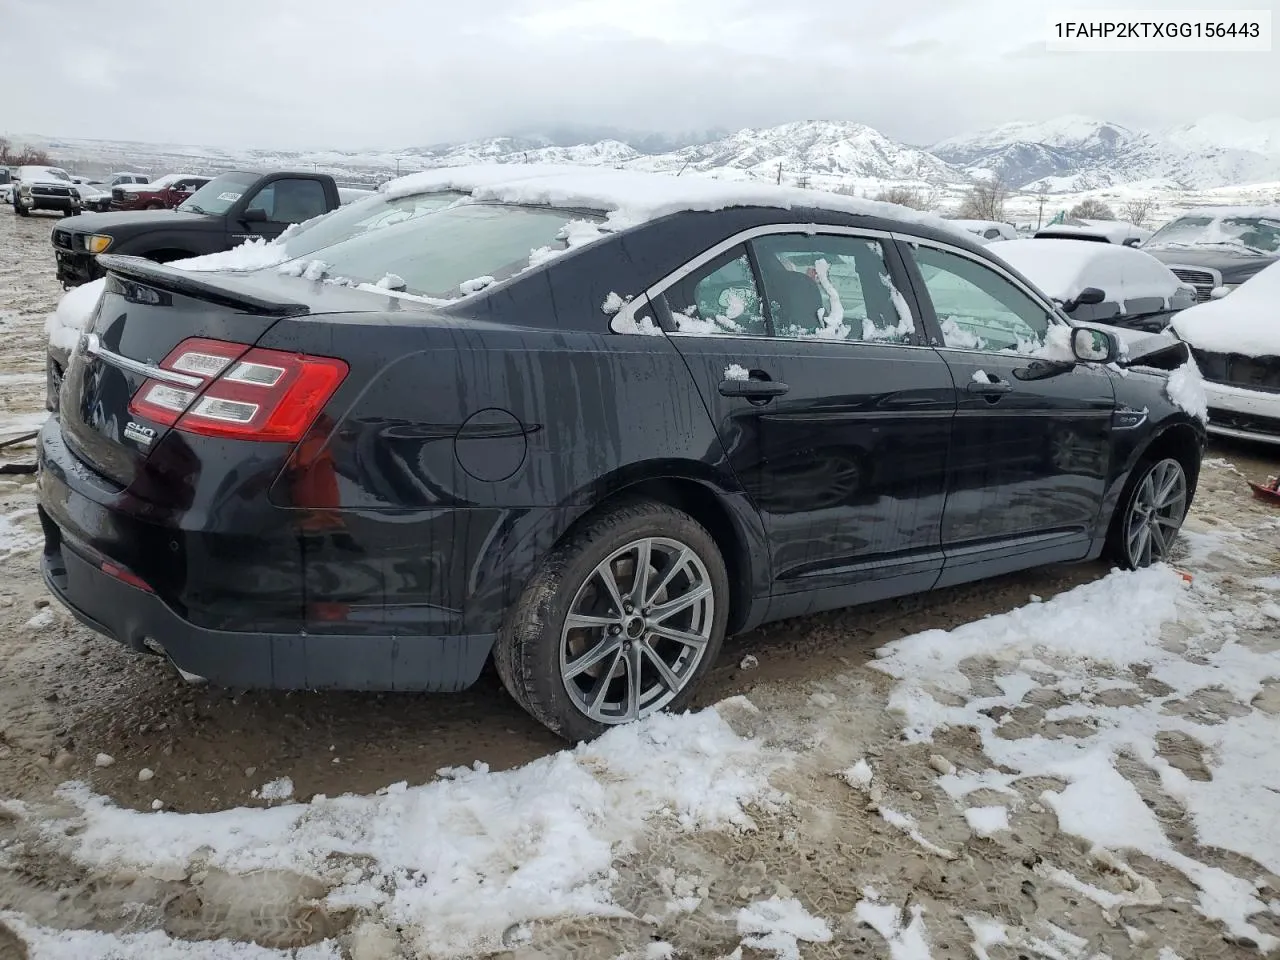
left=5, top=470, right=1280, bottom=958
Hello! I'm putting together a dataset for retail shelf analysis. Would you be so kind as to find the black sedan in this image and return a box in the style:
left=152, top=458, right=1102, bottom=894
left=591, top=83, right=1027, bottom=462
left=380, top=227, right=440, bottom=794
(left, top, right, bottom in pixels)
left=37, top=169, right=1206, bottom=741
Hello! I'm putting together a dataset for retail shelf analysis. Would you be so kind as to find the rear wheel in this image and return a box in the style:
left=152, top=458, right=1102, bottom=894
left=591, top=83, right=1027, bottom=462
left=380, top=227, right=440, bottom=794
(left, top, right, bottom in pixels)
left=1106, top=456, right=1188, bottom=569
left=495, top=499, right=729, bottom=742
left=146, top=201, right=164, bottom=210
left=14, top=202, right=28, bottom=217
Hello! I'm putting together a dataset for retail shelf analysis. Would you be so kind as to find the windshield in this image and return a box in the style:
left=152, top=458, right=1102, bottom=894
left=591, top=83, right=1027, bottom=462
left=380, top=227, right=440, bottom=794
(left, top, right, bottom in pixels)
left=176, top=172, right=259, bottom=216
left=272, top=202, right=603, bottom=299
left=278, top=190, right=466, bottom=259
left=1144, top=214, right=1280, bottom=255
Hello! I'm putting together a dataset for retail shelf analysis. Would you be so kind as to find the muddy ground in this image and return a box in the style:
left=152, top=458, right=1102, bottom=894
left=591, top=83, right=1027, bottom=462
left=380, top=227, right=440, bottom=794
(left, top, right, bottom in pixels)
left=0, top=207, right=1278, bottom=958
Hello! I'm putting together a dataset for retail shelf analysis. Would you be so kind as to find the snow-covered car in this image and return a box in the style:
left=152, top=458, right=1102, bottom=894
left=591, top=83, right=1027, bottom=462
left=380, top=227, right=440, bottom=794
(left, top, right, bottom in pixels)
left=11, top=165, right=80, bottom=217
left=1171, top=261, right=1280, bottom=445
left=988, top=238, right=1196, bottom=333
left=70, top=177, right=112, bottom=213
left=1035, top=219, right=1151, bottom=247
left=953, top=219, right=1019, bottom=242
left=1142, top=206, right=1280, bottom=302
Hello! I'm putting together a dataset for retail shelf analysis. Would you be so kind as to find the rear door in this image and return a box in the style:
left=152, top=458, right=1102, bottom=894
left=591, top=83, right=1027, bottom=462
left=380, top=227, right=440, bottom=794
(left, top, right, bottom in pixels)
left=898, top=238, right=1116, bottom=585
left=652, top=226, right=955, bottom=617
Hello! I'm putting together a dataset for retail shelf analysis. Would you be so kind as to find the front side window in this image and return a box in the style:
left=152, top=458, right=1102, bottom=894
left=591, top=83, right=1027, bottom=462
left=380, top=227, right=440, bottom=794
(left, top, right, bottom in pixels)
left=245, top=178, right=329, bottom=224
left=664, top=245, right=768, bottom=336
left=271, top=202, right=601, bottom=299
left=912, top=246, right=1054, bottom=354
left=752, top=233, right=914, bottom=343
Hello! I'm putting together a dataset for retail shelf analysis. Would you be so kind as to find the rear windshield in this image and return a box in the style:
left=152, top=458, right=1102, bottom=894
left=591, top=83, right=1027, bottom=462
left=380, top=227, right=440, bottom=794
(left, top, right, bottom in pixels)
left=176, top=172, right=260, bottom=216
left=272, top=202, right=604, bottom=299
left=279, top=190, right=466, bottom=259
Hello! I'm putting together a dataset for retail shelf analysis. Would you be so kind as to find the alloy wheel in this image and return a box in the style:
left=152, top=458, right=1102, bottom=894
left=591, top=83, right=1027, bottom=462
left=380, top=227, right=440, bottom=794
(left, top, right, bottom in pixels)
left=559, top=536, right=715, bottom=724
left=1125, top=458, right=1187, bottom=567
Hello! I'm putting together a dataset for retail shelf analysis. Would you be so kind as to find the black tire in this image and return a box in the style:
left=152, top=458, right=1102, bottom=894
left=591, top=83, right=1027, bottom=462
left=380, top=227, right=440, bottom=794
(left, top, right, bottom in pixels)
left=495, top=498, right=729, bottom=742
left=14, top=203, right=28, bottom=217
left=1105, top=455, right=1189, bottom=570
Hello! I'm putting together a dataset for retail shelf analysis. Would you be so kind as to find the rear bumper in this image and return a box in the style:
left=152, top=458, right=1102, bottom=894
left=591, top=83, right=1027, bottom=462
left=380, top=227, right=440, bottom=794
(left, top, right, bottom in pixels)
left=53, top=249, right=102, bottom=288
left=36, top=420, right=496, bottom=692
left=1204, top=380, right=1280, bottom=445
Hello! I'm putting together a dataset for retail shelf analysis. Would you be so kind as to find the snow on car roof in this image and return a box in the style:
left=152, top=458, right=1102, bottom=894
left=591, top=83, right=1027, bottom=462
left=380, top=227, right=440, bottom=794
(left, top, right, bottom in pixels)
left=1172, top=259, right=1280, bottom=358
left=1167, top=205, right=1280, bottom=219
left=380, top=164, right=972, bottom=239
left=989, top=238, right=1185, bottom=304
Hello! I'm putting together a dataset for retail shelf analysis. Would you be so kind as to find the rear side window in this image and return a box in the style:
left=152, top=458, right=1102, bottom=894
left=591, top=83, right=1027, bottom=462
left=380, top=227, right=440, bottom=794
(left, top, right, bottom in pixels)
left=752, top=233, right=914, bottom=343
left=664, top=245, right=768, bottom=336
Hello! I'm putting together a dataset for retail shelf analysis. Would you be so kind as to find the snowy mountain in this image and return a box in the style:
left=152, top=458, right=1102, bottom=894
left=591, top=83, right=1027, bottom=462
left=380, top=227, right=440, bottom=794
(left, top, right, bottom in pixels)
left=13, top=114, right=1280, bottom=197
left=629, top=121, right=960, bottom=182
left=933, top=114, right=1280, bottom=191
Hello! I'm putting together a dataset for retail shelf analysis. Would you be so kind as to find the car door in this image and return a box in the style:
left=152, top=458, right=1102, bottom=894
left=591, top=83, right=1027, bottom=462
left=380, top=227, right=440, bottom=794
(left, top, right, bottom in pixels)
left=232, top=177, right=331, bottom=244
left=652, top=227, right=956, bottom=619
left=899, top=238, right=1116, bottom=586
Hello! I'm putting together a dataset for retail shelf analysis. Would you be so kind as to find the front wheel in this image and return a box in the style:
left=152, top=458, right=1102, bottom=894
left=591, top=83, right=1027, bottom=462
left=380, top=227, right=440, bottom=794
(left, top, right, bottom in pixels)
left=495, top=499, right=729, bottom=742
left=14, top=202, right=28, bottom=217
left=1107, top=456, right=1189, bottom=569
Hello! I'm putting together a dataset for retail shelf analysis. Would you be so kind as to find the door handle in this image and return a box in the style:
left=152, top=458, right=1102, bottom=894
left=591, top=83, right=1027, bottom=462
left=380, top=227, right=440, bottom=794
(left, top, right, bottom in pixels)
left=965, top=378, right=1011, bottom=396
left=718, top=378, right=790, bottom=400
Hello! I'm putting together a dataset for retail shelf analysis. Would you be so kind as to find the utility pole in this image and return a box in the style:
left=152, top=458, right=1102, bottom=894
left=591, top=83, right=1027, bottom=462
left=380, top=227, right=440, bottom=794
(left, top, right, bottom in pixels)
left=395, top=158, right=401, bottom=177
left=1037, top=192, right=1047, bottom=229
left=776, top=162, right=783, bottom=185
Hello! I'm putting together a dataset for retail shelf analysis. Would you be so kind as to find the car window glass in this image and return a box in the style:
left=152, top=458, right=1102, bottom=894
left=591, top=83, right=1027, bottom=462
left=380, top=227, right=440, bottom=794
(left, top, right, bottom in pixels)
left=664, top=245, right=767, bottom=336
left=912, top=246, right=1053, bottom=354
left=256, top=178, right=329, bottom=224
left=751, top=233, right=914, bottom=343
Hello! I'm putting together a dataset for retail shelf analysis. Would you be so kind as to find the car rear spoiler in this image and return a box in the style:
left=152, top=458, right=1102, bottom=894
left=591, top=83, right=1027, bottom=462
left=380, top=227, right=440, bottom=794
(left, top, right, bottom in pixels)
left=96, top=255, right=311, bottom=318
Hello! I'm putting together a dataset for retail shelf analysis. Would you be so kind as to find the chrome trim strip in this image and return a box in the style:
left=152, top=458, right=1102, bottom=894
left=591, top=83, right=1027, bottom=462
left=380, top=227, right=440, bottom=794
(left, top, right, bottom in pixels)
left=83, top=334, right=203, bottom=388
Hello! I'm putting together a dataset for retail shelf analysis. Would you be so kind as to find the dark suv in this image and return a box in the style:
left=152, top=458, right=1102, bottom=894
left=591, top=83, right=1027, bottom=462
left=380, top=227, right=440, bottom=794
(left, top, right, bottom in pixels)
left=1142, top=207, right=1280, bottom=300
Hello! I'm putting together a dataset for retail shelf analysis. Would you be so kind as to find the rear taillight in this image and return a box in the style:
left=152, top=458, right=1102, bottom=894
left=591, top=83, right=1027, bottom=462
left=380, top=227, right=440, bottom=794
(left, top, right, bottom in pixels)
left=128, top=337, right=348, bottom=443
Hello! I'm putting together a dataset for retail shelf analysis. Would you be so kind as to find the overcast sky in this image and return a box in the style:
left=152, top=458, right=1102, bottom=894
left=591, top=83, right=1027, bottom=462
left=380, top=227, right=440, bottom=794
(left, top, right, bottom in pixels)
left=1, top=0, right=1275, bottom=150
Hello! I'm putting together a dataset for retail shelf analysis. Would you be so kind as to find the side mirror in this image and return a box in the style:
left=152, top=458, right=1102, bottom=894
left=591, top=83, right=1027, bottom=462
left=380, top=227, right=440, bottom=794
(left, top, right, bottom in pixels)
left=241, top=207, right=268, bottom=223
left=1061, top=286, right=1106, bottom=313
left=1072, top=326, right=1121, bottom=364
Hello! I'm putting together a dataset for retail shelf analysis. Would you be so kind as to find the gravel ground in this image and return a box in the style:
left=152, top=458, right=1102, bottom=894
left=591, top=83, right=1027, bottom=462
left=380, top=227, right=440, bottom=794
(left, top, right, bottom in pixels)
left=0, top=207, right=1278, bottom=959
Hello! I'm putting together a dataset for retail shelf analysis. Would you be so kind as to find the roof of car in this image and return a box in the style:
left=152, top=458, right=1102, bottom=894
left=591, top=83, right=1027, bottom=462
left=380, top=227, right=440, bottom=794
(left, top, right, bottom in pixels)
left=377, top=164, right=976, bottom=247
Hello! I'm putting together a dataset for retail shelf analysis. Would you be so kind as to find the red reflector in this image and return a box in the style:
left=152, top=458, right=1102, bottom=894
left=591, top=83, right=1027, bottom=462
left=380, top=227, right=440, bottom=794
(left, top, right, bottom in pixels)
left=128, top=337, right=348, bottom=443
left=101, top=561, right=154, bottom=593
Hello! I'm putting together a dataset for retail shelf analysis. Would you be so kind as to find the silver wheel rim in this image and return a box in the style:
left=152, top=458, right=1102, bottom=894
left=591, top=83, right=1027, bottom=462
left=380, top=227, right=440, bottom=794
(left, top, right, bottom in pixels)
left=1125, top=458, right=1187, bottom=567
left=559, top=536, right=714, bottom=725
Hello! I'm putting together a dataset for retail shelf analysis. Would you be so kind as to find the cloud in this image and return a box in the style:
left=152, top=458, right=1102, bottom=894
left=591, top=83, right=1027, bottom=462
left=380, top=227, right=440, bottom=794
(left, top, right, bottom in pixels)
left=0, top=0, right=1275, bottom=150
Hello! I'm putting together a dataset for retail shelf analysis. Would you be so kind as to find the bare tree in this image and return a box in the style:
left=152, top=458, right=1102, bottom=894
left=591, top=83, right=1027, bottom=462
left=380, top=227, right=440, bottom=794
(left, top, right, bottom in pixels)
left=1068, top=198, right=1116, bottom=221
left=872, top=185, right=940, bottom=212
left=956, top=176, right=1009, bottom=221
left=0, top=140, right=53, bottom=166
left=1119, top=198, right=1155, bottom=227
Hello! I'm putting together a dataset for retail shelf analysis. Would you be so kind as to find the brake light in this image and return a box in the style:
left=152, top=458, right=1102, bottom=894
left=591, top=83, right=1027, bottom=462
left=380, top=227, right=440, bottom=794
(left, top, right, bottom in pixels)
left=128, top=337, right=348, bottom=443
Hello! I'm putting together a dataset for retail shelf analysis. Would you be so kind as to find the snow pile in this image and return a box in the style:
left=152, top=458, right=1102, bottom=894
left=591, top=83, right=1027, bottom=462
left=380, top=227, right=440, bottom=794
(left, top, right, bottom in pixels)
left=38, top=705, right=780, bottom=958
left=736, top=897, right=832, bottom=960
left=1166, top=358, right=1209, bottom=422
left=45, top=278, right=105, bottom=352
left=0, top=917, right=342, bottom=960
left=724, top=363, right=750, bottom=381
left=989, top=238, right=1182, bottom=307
left=174, top=238, right=294, bottom=273
left=853, top=891, right=933, bottom=959
left=873, top=560, right=1280, bottom=950
left=1172, top=260, right=1280, bottom=357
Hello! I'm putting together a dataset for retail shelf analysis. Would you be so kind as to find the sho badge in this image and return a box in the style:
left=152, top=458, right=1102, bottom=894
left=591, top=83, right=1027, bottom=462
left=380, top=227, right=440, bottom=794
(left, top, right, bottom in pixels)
left=124, top=421, right=156, bottom=446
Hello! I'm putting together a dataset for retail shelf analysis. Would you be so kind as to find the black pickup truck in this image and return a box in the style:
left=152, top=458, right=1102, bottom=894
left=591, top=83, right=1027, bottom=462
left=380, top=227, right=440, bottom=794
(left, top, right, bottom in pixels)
left=51, top=170, right=369, bottom=288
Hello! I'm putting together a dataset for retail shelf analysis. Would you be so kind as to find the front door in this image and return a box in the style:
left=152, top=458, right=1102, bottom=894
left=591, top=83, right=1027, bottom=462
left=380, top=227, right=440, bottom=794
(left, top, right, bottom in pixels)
left=654, top=228, right=956, bottom=619
left=900, top=239, right=1116, bottom=586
